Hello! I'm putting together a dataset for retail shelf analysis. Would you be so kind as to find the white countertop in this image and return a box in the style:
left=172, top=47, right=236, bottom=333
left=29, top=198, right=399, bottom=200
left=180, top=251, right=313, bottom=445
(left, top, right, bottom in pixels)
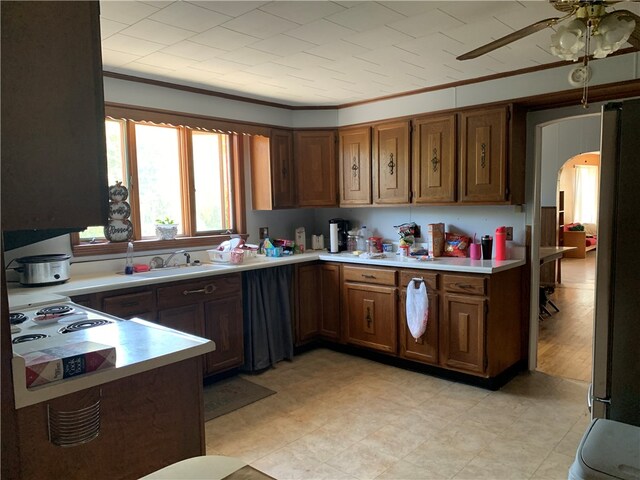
left=7, top=251, right=524, bottom=298
left=318, top=252, right=525, bottom=273
left=11, top=316, right=214, bottom=408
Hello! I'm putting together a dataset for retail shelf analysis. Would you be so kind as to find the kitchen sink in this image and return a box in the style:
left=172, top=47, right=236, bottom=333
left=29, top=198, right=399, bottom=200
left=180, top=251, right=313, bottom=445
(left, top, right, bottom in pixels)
left=118, top=263, right=232, bottom=279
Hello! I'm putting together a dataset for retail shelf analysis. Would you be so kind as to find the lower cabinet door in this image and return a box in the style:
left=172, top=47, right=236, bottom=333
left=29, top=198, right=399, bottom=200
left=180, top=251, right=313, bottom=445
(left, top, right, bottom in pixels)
left=295, top=263, right=321, bottom=345
left=344, top=283, right=397, bottom=353
left=157, top=303, right=204, bottom=337
left=320, top=263, right=341, bottom=341
left=399, top=289, right=439, bottom=365
left=441, top=293, right=486, bottom=374
left=204, top=294, right=244, bottom=375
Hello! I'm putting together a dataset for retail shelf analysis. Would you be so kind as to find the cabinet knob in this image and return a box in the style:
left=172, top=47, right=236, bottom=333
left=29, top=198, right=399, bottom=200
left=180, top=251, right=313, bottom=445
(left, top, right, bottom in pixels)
left=183, top=284, right=216, bottom=295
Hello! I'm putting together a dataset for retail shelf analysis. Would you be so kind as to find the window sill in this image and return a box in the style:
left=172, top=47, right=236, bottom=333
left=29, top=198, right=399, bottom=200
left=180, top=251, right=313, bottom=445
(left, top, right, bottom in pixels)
left=71, top=234, right=248, bottom=257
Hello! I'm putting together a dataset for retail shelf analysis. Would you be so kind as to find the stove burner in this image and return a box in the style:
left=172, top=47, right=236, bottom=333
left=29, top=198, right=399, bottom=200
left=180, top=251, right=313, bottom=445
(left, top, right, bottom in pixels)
left=9, top=313, right=28, bottom=325
left=58, top=319, right=113, bottom=334
left=36, top=305, right=74, bottom=316
left=12, top=333, right=49, bottom=344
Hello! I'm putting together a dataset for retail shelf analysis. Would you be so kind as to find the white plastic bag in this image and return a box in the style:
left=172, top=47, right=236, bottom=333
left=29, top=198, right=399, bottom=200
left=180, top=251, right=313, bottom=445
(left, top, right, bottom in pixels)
left=406, top=279, right=429, bottom=340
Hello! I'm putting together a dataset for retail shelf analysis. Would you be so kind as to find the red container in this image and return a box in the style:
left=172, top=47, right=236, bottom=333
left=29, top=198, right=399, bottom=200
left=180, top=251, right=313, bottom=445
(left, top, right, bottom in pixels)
left=495, top=227, right=507, bottom=261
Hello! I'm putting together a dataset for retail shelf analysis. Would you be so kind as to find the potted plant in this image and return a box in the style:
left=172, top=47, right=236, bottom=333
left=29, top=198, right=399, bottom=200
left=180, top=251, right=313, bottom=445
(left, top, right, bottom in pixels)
left=155, top=216, right=178, bottom=240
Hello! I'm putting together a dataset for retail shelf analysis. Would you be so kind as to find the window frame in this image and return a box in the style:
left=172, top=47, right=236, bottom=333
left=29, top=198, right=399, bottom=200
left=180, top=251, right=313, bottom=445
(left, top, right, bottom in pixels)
left=71, top=104, right=252, bottom=257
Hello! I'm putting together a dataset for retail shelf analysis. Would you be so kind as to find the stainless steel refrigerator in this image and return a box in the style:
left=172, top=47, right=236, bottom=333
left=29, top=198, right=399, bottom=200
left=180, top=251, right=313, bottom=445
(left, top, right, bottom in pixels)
left=591, top=100, right=640, bottom=426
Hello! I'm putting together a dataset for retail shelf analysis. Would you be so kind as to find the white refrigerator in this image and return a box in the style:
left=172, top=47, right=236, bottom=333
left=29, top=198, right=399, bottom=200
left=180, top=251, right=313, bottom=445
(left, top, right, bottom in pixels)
left=591, top=100, right=640, bottom=426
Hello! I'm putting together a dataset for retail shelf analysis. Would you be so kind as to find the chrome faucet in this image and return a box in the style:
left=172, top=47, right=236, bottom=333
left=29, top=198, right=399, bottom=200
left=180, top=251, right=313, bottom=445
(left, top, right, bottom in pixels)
left=164, top=249, right=186, bottom=267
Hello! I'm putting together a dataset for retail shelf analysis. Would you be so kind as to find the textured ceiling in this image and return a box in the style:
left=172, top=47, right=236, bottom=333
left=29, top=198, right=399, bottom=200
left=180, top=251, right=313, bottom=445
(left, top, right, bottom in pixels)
left=100, top=1, right=640, bottom=107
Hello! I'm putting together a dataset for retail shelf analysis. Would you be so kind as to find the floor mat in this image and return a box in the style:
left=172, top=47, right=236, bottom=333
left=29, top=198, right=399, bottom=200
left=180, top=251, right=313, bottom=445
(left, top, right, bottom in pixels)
left=204, top=377, right=275, bottom=422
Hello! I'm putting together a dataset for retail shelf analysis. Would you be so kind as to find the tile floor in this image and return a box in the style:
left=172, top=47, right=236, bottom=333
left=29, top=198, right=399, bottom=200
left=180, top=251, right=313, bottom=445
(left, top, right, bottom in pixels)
left=206, top=349, right=590, bottom=479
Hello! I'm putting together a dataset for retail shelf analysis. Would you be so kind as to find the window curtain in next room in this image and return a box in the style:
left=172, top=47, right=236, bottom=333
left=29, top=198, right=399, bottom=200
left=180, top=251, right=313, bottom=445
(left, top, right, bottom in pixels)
left=242, top=265, right=294, bottom=372
left=574, top=165, right=599, bottom=224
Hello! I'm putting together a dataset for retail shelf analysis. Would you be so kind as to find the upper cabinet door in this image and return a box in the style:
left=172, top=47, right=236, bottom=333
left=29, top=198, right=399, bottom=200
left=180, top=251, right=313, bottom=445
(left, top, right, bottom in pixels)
left=459, top=107, right=508, bottom=203
left=373, top=121, right=410, bottom=204
left=1, top=2, right=108, bottom=230
left=294, top=130, right=337, bottom=207
left=270, top=129, right=296, bottom=208
left=339, top=127, right=371, bottom=205
left=412, top=114, right=456, bottom=204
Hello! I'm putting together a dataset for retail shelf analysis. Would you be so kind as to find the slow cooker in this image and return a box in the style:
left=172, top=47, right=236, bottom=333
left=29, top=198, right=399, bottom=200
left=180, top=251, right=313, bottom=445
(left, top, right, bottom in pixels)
left=14, top=254, right=71, bottom=286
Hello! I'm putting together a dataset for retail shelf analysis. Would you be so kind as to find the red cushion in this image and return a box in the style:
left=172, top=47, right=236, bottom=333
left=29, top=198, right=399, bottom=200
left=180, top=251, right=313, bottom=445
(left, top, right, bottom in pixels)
left=564, top=223, right=580, bottom=232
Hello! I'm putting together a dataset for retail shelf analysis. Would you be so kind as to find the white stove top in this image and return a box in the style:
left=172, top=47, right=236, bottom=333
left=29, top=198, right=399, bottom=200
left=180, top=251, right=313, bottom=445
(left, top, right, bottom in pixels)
left=10, top=301, right=123, bottom=349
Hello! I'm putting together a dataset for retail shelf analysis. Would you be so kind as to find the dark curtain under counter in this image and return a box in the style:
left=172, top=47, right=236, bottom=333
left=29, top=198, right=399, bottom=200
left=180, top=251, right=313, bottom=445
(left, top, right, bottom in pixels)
left=242, top=265, right=294, bottom=372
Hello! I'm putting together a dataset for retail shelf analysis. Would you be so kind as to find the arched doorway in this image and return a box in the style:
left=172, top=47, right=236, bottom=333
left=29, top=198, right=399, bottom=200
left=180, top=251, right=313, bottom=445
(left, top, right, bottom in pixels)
left=537, top=152, right=600, bottom=382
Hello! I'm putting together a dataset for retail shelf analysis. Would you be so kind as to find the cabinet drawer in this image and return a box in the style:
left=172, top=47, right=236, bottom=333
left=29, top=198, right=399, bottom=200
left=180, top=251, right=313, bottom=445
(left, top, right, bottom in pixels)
left=442, top=275, right=486, bottom=295
left=343, top=265, right=396, bottom=286
left=157, top=274, right=241, bottom=309
left=102, top=291, right=154, bottom=318
left=399, top=270, right=437, bottom=290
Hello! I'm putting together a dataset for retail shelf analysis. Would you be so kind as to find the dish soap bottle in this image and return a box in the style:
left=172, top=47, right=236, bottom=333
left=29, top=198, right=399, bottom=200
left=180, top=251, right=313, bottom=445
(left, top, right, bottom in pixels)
left=124, top=242, right=134, bottom=274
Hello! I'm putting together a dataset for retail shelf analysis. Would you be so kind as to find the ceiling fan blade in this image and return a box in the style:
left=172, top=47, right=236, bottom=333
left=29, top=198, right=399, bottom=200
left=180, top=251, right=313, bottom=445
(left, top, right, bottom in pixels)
left=457, top=17, right=562, bottom=60
left=609, top=9, right=640, bottom=48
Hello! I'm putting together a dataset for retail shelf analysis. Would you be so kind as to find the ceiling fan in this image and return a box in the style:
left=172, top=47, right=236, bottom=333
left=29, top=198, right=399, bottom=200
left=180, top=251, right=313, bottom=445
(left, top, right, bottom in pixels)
left=457, top=0, right=640, bottom=62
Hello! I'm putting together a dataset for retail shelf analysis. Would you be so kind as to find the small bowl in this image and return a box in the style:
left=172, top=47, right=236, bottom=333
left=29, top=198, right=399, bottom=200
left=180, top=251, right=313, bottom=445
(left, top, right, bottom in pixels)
left=207, top=249, right=231, bottom=263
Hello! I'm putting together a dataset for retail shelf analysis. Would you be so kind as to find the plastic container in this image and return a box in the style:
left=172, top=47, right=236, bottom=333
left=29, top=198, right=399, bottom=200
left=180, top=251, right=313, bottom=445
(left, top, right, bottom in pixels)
left=569, top=419, right=640, bottom=480
left=207, top=250, right=231, bottom=263
left=230, top=248, right=245, bottom=265
left=357, top=226, right=368, bottom=251
left=347, top=230, right=359, bottom=252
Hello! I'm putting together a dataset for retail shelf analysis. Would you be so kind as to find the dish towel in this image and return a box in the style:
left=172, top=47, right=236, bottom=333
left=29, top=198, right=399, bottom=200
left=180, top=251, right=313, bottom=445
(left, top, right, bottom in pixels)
left=406, top=279, right=429, bottom=340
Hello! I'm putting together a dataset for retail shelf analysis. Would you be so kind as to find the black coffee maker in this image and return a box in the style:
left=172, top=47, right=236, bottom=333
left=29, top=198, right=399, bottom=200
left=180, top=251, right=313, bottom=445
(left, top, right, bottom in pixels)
left=329, top=218, right=349, bottom=252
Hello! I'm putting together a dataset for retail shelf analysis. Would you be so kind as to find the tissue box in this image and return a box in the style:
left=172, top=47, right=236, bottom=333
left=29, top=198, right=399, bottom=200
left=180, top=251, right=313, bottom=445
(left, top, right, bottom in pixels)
left=22, top=341, right=116, bottom=387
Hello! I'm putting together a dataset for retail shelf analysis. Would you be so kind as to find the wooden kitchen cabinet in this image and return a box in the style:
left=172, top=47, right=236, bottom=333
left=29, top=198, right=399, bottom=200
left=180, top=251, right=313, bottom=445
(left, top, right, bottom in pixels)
left=101, top=290, right=156, bottom=321
left=459, top=106, right=509, bottom=203
left=339, top=126, right=372, bottom=205
left=250, top=129, right=296, bottom=209
left=1, top=2, right=108, bottom=232
left=93, top=274, right=244, bottom=377
left=319, top=263, right=341, bottom=341
left=373, top=121, right=410, bottom=204
left=295, top=263, right=321, bottom=345
left=399, top=271, right=439, bottom=365
left=204, top=294, right=244, bottom=375
left=294, top=262, right=342, bottom=345
left=412, top=114, right=457, bottom=203
left=157, top=304, right=204, bottom=337
left=295, top=130, right=338, bottom=207
left=13, top=358, right=204, bottom=480
left=343, top=266, right=398, bottom=354
left=442, top=292, right=486, bottom=374
left=157, top=274, right=244, bottom=376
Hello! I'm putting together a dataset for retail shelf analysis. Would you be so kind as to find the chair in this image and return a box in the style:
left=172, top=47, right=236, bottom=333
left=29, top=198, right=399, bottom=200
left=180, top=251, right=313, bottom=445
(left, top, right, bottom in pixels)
left=539, top=285, right=560, bottom=320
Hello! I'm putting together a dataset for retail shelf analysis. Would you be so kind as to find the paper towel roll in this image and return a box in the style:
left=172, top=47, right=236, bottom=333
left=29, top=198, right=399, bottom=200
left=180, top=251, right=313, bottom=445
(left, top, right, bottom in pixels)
left=329, top=223, right=339, bottom=253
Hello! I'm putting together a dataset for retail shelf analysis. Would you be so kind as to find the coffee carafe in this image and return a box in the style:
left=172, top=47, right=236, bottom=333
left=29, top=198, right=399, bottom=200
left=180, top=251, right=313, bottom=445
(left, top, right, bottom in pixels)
left=329, top=218, right=349, bottom=252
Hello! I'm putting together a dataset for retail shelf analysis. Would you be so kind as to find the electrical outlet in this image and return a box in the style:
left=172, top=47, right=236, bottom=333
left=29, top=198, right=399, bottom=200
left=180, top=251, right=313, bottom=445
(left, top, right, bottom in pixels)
left=505, top=226, right=513, bottom=241
left=259, top=227, right=269, bottom=239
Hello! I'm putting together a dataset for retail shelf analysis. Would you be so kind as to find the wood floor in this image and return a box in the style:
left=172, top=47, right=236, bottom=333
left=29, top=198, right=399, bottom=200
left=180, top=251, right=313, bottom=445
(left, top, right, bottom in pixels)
left=537, top=252, right=596, bottom=382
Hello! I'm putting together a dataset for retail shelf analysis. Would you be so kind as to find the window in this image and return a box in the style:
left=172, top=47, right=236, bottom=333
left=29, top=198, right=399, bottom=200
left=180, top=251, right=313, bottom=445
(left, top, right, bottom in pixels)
left=574, top=165, right=599, bottom=224
left=72, top=106, right=245, bottom=255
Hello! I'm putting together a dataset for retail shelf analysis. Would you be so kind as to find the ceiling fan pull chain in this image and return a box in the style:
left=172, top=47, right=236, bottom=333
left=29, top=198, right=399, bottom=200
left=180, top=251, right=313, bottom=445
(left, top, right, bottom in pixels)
left=581, top=20, right=592, bottom=109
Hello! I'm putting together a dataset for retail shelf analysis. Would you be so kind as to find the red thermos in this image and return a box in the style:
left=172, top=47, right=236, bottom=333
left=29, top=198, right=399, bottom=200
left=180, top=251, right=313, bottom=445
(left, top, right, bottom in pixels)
left=495, top=226, right=507, bottom=261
